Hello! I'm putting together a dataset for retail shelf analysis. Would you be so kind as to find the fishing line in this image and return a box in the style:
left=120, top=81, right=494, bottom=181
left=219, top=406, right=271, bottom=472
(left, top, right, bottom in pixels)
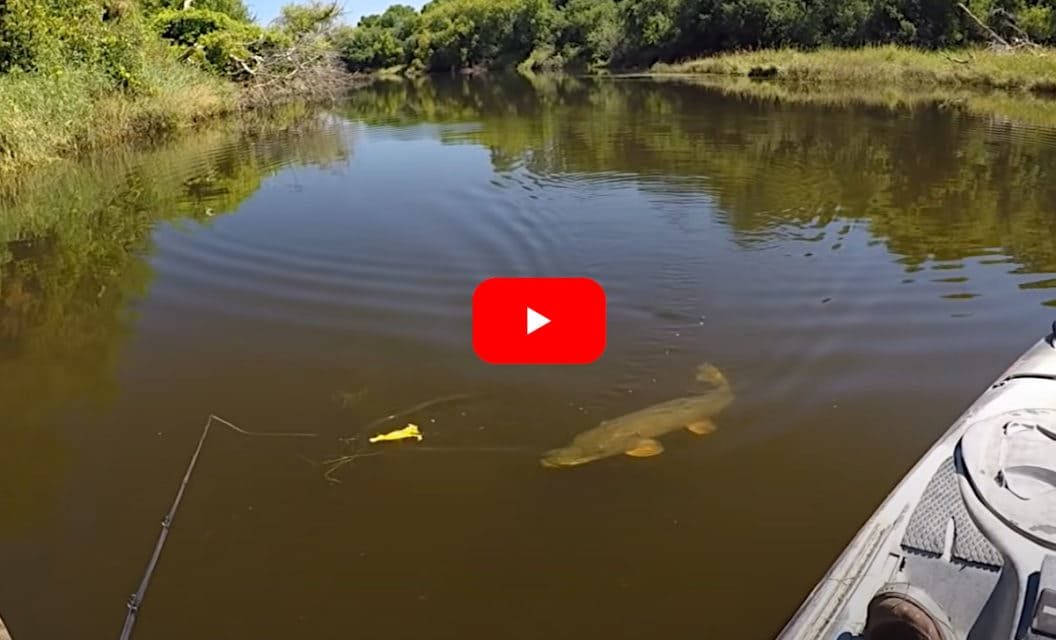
left=342, top=392, right=481, bottom=445
left=121, top=398, right=529, bottom=632
left=407, top=445, right=538, bottom=454
left=325, top=391, right=537, bottom=481
left=321, top=445, right=538, bottom=483
left=119, top=415, right=316, bottom=640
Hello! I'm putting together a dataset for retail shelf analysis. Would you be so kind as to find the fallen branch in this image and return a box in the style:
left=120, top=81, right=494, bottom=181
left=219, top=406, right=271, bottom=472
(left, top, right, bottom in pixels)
left=996, top=8, right=1042, bottom=49
left=957, top=2, right=1011, bottom=48
left=230, top=55, right=257, bottom=76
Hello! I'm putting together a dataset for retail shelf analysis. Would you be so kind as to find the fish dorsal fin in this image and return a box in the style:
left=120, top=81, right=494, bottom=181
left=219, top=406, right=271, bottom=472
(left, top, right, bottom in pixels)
left=625, top=438, right=664, bottom=457
left=696, top=363, right=729, bottom=388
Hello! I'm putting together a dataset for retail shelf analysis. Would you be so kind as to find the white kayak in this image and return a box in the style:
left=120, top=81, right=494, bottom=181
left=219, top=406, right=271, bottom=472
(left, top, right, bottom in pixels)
left=780, top=326, right=1056, bottom=640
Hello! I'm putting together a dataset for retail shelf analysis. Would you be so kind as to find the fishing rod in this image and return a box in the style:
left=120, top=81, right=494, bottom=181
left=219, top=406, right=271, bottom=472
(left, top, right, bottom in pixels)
left=118, top=415, right=316, bottom=640
left=119, top=394, right=491, bottom=634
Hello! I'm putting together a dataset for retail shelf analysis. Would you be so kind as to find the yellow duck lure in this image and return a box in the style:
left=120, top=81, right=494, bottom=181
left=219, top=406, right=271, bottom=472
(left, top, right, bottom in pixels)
left=369, top=424, right=423, bottom=444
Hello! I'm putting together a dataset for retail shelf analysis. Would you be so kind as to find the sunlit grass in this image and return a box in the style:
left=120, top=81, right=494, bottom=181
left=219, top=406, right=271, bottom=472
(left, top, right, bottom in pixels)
left=653, top=45, right=1056, bottom=93
left=0, top=50, right=236, bottom=173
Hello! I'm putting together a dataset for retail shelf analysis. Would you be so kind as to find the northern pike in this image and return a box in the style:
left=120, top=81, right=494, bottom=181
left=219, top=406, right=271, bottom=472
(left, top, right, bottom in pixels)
left=541, top=363, right=733, bottom=468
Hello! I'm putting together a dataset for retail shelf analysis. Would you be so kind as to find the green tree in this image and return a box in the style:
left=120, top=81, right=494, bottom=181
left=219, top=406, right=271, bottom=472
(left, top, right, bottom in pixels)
left=614, top=0, right=685, bottom=63
left=0, top=0, right=147, bottom=85
left=334, top=5, right=420, bottom=70
left=335, top=25, right=405, bottom=69
left=151, top=8, right=277, bottom=77
left=140, top=0, right=254, bottom=22
left=1019, top=4, right=1056, bottom=40
left=411, top=0, right=553, bottom=71
left=555, top=0, right=619, bottom=65
left=274, top=0, right=340, bottom=38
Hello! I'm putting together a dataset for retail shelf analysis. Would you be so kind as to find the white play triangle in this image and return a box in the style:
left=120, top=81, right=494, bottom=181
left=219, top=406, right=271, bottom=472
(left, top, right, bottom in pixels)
left=526, top=307, right=550, bottom=335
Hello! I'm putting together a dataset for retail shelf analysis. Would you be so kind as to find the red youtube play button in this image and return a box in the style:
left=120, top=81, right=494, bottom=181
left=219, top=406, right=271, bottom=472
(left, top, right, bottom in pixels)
left=473, top=277, right=606, bottom=365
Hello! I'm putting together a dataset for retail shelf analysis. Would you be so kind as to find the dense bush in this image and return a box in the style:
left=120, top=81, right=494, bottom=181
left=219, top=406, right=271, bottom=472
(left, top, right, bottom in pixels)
left=140, top=0, right=253, bottom=22
left=150, top=8, right=279, bottom=76
left=554, top=0, right=620, bottom=65
left=0, top=0, right=339, bottom=87
left=149, top=1, right=343, bottom=80
left=0, top=0, right=148, bottom=86
left=338, top=0, right=1056, bottom=72
left=0, top=0, right=346, bottom=169
left=151, top=8, right=251, bottom=47
left=333, top=4, right=419, bottom=70
left=411, top=0, right=554, bottom=71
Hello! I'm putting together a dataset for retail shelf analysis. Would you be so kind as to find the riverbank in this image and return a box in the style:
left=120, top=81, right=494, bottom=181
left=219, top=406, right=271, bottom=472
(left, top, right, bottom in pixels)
left=9, top=44, right=1056, bottom=175
left=652, top=46, right=1056, bottom=94
left=0, top=0, right=364, bottom=175
left=0, top=57, right=369, bottom=175
left=0, top=56, right=235, bottom=175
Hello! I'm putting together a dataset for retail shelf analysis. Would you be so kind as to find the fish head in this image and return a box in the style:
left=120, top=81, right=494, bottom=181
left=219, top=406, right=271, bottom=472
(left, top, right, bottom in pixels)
left=540, top=445, right=604, bottom=468
left=540, top=433, right=616, bottom=468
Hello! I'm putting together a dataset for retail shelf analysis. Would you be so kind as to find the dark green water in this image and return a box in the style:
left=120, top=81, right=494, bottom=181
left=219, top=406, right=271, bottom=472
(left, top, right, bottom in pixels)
left=3, top=75, right=1056, bottom=639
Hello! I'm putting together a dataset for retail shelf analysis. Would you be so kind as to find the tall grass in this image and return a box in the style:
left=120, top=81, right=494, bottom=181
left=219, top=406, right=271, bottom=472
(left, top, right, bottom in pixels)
left=653, top=46, right=1056, bottom=93
left=0, top=48, right=236, bottom=173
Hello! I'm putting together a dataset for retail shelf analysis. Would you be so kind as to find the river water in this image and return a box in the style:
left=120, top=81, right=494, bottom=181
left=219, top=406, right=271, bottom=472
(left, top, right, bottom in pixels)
left=3, top=75, right=1056, bottom=639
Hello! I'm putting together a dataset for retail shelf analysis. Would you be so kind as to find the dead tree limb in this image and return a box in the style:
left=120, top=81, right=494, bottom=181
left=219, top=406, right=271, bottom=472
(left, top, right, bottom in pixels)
left=957, top=2, right=1011, bottom=48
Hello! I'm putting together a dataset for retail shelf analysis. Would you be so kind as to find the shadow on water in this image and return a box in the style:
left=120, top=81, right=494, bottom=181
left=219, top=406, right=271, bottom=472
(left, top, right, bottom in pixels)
left=0, top=110, right=351, bottom=534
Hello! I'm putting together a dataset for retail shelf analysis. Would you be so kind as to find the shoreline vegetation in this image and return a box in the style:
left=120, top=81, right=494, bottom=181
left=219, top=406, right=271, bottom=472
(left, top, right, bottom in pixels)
left=649, top=46, right=1056, bottom=94
left=6, top=0, right=1056, bottom=173
left=0, top=0, right=361, bottom=172
left=338, top=0, right=1056, bottom=125
left=641, top=46, right=1056, bottom=126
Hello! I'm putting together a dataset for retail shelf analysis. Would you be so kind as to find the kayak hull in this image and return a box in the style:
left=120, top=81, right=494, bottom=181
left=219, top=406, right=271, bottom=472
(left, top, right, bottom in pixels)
left=778, top=333, right=1056, bottom=640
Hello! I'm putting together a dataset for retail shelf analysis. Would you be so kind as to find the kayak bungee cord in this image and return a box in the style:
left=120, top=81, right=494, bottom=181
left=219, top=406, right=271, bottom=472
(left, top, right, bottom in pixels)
left=118, top=415, right=317, bottom=640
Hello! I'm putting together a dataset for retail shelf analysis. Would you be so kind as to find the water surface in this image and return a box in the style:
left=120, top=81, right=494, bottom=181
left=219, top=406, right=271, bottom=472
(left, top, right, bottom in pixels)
left=3, top=76, right=1056, bottom=639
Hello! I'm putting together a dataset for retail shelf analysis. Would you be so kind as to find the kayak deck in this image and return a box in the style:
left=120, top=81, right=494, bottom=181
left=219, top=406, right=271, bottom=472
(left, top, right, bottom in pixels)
left=779, top=332, right=1056, bottom=640
left=898, top=457, right=1004, bottom=633
left=902, top=457, right=1002, bottom=568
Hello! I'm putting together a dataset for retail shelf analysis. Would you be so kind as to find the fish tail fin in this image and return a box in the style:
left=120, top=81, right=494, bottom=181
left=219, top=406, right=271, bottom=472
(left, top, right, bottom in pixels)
left=696, top=362, right=729, bottom=388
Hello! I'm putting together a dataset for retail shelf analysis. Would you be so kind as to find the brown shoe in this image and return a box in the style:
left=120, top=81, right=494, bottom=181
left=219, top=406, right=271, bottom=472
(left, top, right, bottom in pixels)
left=864, top=585, right=953, bottom=640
